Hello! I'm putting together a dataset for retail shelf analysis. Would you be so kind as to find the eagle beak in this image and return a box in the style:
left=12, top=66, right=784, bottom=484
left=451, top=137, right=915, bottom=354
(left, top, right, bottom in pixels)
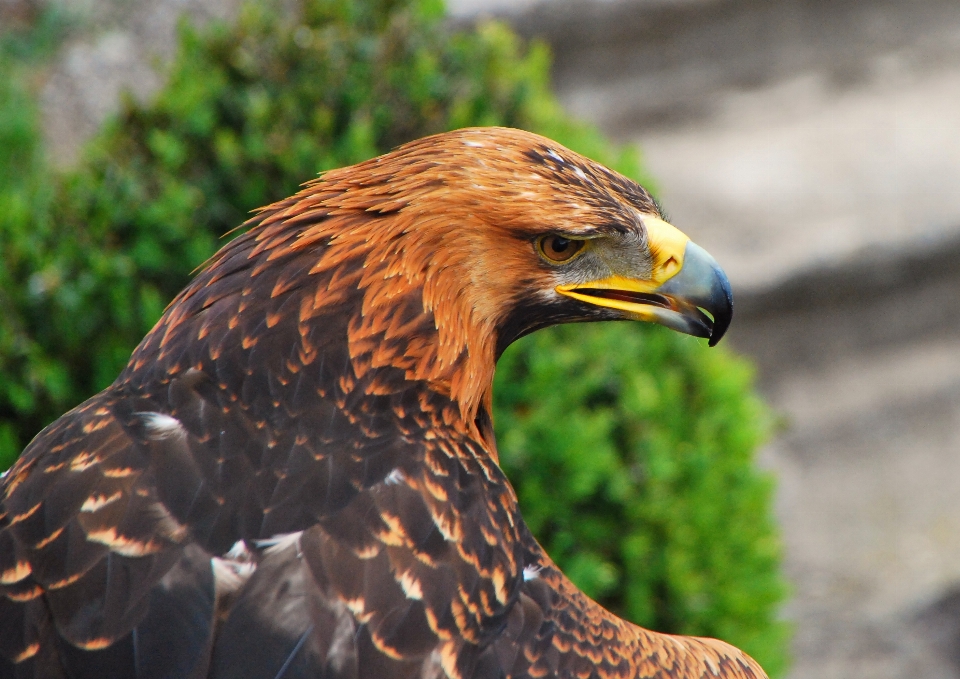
left=555, top=218, right=733, bottom=346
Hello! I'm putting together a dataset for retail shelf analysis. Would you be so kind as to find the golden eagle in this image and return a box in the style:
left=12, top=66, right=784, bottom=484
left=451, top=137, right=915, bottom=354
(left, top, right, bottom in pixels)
left=0, top=128, right=762, bottom=679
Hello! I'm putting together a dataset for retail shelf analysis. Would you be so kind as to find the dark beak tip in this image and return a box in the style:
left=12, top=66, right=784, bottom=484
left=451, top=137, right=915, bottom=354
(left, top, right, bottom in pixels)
left=707, top=287, right=733, bottom=347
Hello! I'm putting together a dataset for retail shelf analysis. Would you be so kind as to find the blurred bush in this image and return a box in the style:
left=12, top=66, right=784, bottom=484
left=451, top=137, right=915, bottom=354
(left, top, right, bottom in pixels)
left=0, top=0, right=788, bottom=673
left=0, top=8, right=69, bottom=472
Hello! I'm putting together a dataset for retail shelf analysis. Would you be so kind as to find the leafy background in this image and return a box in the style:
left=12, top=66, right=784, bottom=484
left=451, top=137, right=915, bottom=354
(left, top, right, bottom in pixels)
left=0, top=0, right=789, bottom=674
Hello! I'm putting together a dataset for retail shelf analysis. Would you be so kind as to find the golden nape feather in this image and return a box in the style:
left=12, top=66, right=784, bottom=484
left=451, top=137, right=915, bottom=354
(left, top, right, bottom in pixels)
left=0, top=127, right=759, bottom=679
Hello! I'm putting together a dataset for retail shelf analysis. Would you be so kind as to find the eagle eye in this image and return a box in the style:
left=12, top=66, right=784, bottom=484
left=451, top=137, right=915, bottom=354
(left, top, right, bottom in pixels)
left=538, top=234, right=585, bottom=264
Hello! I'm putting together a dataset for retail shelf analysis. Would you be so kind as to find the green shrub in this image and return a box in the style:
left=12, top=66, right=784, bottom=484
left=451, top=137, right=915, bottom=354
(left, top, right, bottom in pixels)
left=0, top=15, right=67, bottom=471
left=0, top=0, right=788, bottom=674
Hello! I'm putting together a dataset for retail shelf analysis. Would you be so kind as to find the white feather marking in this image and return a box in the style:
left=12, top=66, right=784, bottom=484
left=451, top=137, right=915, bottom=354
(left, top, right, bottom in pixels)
left=420, top=649, right=444, bottom=679
left=384, top=468, right=406, bottom=485
left=398, top=570, right=424, bottom=600
left=212, top=559, right=255, bottom=595
left=212, top=540, right=256, bottom=597
left=138, top=412, right=186, bottom=440
left=256, top=531, right=303, bottom=557
left=574, top=166, right=587, bottom=180
left=327, top=602, right=357, bottom=673
left=225, top=539, right=252, bottom=561
left=523, top=565, right=542, bottom=581
left=80, top=491, right=122, bottom=513
left=344, top=596, right=366, bottom=617
left=463, top=140, right=484, bottom=147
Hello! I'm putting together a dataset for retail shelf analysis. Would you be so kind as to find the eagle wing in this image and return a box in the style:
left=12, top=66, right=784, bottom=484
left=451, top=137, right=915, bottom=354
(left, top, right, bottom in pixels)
left=487, top=556, right=766, bottom=679
left=1, top=406, right=763, bottom=679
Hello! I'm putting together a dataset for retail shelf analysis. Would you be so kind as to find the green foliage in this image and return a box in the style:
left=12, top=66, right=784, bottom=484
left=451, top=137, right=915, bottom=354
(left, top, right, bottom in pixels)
left=0, top=18, right=66, bottom=475
left=0, top=0, right=788, bottom=674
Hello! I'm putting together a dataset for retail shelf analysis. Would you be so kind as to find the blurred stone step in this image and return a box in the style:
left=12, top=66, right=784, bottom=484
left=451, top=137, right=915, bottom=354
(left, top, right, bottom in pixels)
left=729, top=231, right=960, bottom=379
left=634, top=66, right=960, bottom=292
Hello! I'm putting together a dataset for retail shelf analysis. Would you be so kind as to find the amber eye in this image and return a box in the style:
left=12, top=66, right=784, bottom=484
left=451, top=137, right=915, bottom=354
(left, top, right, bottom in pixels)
left=538, top=234, right=585, bottom=264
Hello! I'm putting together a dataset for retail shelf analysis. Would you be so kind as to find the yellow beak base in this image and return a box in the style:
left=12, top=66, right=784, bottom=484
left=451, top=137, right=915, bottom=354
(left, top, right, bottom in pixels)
left=556, top=240, right=733, bottom=346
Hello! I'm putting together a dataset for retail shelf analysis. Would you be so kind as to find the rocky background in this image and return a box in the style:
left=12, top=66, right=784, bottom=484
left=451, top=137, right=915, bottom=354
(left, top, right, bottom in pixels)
left=3, top=0, right=960, bottom=676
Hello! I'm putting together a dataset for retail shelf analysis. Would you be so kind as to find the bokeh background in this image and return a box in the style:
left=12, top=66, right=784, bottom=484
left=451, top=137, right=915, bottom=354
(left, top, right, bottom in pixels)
left=2, top=0, right=960, bottom=677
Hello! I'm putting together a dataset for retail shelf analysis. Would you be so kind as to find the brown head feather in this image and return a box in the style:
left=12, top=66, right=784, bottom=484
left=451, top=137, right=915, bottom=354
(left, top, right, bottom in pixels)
left=198, top=127, right=659, bottom=428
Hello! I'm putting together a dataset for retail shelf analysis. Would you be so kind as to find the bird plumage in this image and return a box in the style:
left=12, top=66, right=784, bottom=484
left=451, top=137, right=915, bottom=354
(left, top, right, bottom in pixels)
left=0, top=127, right=762, bottom=679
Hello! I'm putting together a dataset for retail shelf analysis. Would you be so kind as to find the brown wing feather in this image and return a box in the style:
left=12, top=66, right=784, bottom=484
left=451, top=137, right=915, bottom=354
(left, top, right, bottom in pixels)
left=0, top=395, right=217, bottom=679
left=488, top=549, right=767, bottom=679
